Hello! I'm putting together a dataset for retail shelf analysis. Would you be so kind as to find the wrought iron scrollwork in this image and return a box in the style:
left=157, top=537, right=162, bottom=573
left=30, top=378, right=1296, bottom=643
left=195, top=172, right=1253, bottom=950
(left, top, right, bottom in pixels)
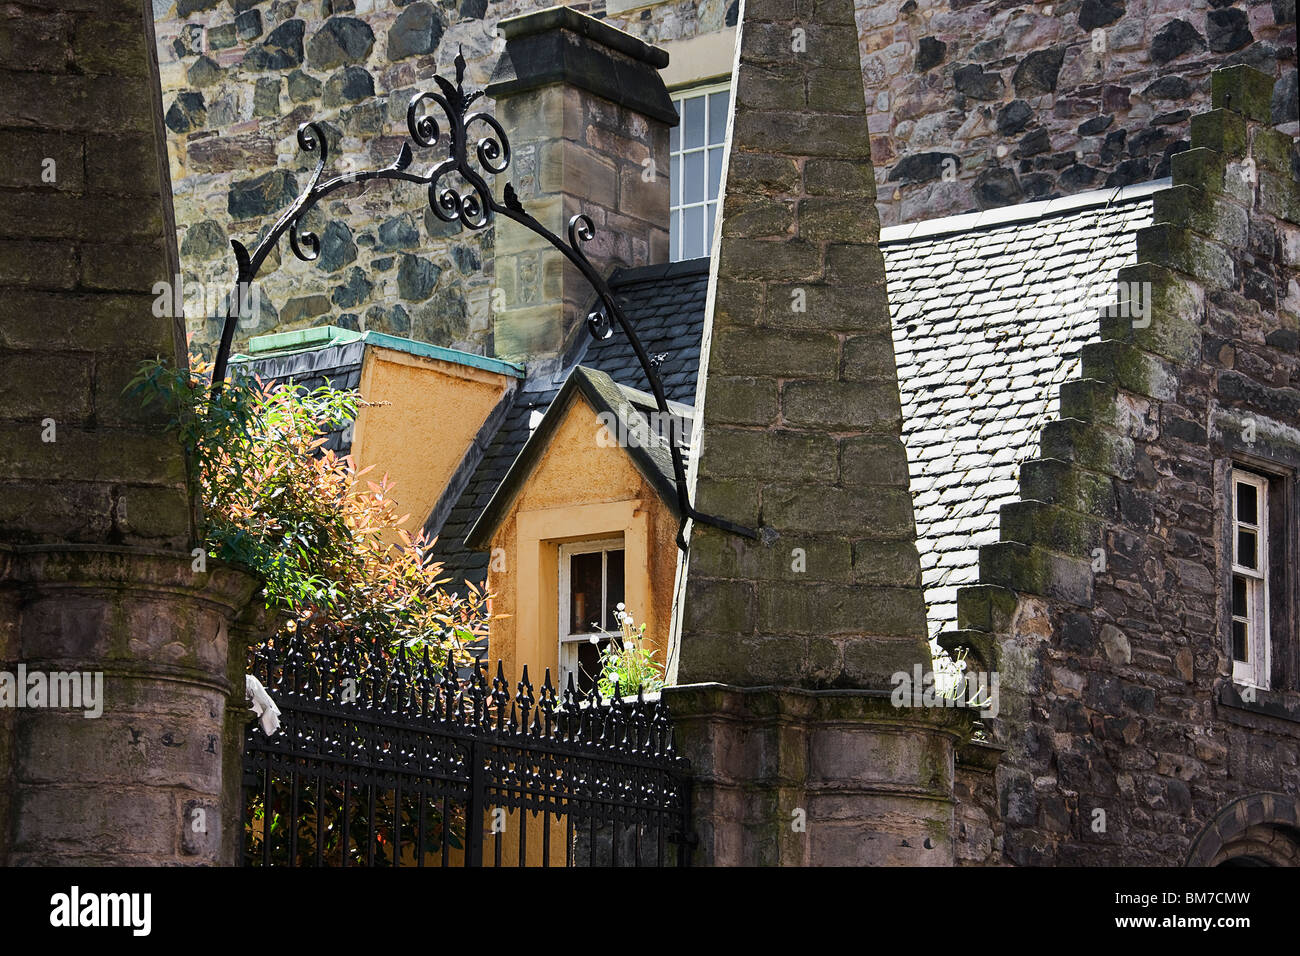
left=212, top=49, right=756, bottom=550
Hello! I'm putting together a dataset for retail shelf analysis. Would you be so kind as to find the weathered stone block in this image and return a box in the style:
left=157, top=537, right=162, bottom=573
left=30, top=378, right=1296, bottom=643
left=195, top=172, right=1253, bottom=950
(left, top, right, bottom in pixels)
left=306, top=16, right=374, bottom=70
left=1018, top=458, right=1118, bottom=519
left=782, top=380, right=902, bottom=431
left=714, top=194, right=794, bottom=239
left=1080, top=340, right=1178, bottom=401
left=712, top=327, right=838, bottom=377
left=1188, top=109, right=1248, bottom=157
left=1211, top=65, right=1276, bottom=123
left=700, top=375, right=778, bottom=426
left=0, top=240, right=77, bottom=290
left=999, top=500, right=1106, bottom=555
left=955, top=585, right=1019, bottom=633
left=978, top=541, right=1094, bottom=605
left=681, top=577, right=757, bottom=636
left=728, top=152, right=800, bottom=193
left=0, top=131, right=84, bottom=192
left=797, top=197, right=879, bottom=243
left=701, top=427, right=838, bottom=483
left=839, top=435, right=910, bottom=486
left=692, top=476, right=762, bottom=528
left=763, top=483, right=916, bottom=537
left=850, top=540, right=923, bottom=588
left=1098, top=262, right=1204, bottom=364
left=1136, top=222, right=1236, bottom=289
left=1040, top=418, right=1136, bottom=479
left=732, top=110, right=870, bottom=161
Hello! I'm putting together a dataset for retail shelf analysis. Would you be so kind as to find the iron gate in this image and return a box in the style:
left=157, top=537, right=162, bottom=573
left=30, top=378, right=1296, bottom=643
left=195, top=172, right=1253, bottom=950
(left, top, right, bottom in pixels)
left=242, top=629, right=694, bottom=867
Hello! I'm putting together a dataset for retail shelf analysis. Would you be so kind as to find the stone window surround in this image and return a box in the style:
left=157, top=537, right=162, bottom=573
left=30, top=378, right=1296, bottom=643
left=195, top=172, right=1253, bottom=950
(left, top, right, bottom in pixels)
left=1230, top=467, right=1271, bottom=689
left=511, top=500, right=653, bottom=692
left=1214, top=441, right=1300, bottom=720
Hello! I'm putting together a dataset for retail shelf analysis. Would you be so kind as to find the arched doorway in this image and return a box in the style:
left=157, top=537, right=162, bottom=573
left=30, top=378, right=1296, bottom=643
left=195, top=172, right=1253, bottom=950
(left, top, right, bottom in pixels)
left=1186, top=793, right=1300, bottom=866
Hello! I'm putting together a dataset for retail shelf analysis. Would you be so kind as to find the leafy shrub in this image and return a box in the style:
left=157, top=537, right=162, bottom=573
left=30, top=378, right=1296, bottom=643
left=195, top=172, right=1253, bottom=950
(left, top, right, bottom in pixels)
left=128, top=359, right=488, bottom=664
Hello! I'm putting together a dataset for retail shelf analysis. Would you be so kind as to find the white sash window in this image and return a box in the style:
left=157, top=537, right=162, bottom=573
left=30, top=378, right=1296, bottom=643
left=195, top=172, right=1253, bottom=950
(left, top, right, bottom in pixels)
left=1230, top=469, right=1269, bottom=690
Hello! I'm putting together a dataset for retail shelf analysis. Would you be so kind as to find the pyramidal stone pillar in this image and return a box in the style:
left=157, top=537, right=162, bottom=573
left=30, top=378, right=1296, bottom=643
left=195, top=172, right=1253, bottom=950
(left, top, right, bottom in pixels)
left=0, top=0, right=259, bottom=863
left=663, top=0, right=972, bottom=865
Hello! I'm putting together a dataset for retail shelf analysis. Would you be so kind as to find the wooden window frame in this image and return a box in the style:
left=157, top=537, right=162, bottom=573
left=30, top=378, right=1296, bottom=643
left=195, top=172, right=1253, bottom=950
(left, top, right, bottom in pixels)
left=558, top=537, right=625, bottom=693
left=669, top=81, right=730, bottom=262
left=1231, top=468, right=1270, bottom=689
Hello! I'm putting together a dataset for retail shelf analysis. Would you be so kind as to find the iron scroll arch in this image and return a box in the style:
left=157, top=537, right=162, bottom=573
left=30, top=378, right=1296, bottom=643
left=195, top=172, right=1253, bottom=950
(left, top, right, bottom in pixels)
left=210, top=51, right=756, bottom=551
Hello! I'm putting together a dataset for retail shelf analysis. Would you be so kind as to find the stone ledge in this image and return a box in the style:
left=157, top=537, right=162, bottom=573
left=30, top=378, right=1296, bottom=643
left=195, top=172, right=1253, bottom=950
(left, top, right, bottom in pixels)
left=664, top=681, right=976, bottom=735
left=487, top=7, right=677, bottom=126
left=956, top=737, right=1006, bottom=773
left=1217, top=681, right=1300, bottom=726
left=0, top=544, right=259, bottom=607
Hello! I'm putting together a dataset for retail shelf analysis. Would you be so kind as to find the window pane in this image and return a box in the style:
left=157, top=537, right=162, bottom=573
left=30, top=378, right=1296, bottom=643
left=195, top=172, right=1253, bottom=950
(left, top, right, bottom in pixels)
left=683, top=205, right=704, bottom=259
left=670, top=153, right=680, bottom=205
left=1237, top=528, right=1257, bottom=570
left=670, top=209, right=680, bottom=260
left=1236, top=480, right=1258, bottom=526
left=708, top=90, right=730, bottom=144
left=706, top=201, right=715, bottom=253
left=1232, top=618, right=1249, bottom=663
left=1233, top=574, right=1248, bottom=617
left=569, top=551, right=602, bottom=634
left=684, top=150, right=705, bottom=204
left=577, top=639, right=607, bottom=695
left=684, top=95, right=706, bottom=149
left=606, top=550, right=625, bottom=631
left=708, top=146, right=724, bottom=200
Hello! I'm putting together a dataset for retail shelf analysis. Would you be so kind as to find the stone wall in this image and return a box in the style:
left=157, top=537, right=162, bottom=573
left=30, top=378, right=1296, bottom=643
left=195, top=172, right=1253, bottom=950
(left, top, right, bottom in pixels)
left=1, top=0, right=194, bottom=548
left=152, top=0, right=1297, bottom=352
left=150, top=0, right=735, bottom=361
left=863, top=0, right=1297, bottom=225
left=0, top=0, right=260, bottom=864
left=666, top=0, right=975, bottom=868
left=944, top=65, right=1300, bottom=865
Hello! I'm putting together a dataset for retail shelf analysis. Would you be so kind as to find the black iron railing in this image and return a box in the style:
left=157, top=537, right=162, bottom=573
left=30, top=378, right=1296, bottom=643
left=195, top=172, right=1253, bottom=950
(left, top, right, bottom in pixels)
left=242, top=628, right=694, bottom=867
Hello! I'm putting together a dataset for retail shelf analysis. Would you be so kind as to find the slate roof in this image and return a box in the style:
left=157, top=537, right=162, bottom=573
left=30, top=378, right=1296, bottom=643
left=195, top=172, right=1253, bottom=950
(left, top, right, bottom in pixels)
left=463, top=367, right=693, bottom=550
left=428, top=258, right=710, bottom=587
left=231, top=338, right=365, bottom=454
left=880, top=181, right=1166, bottom=642
left=231, top=183, right=1167, bottom=648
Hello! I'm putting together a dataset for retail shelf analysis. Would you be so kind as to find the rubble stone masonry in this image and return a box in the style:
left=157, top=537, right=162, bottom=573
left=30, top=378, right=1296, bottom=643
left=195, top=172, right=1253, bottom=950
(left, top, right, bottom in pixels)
left=945, top=65, right=1300, bottom=865
left=147, top=0, right=1297, bottom=363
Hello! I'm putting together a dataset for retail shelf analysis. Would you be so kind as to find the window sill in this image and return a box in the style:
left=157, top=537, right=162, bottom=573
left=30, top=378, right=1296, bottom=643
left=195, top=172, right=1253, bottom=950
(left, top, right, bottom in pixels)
left=1218, top=682, right=1300, bottom=724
